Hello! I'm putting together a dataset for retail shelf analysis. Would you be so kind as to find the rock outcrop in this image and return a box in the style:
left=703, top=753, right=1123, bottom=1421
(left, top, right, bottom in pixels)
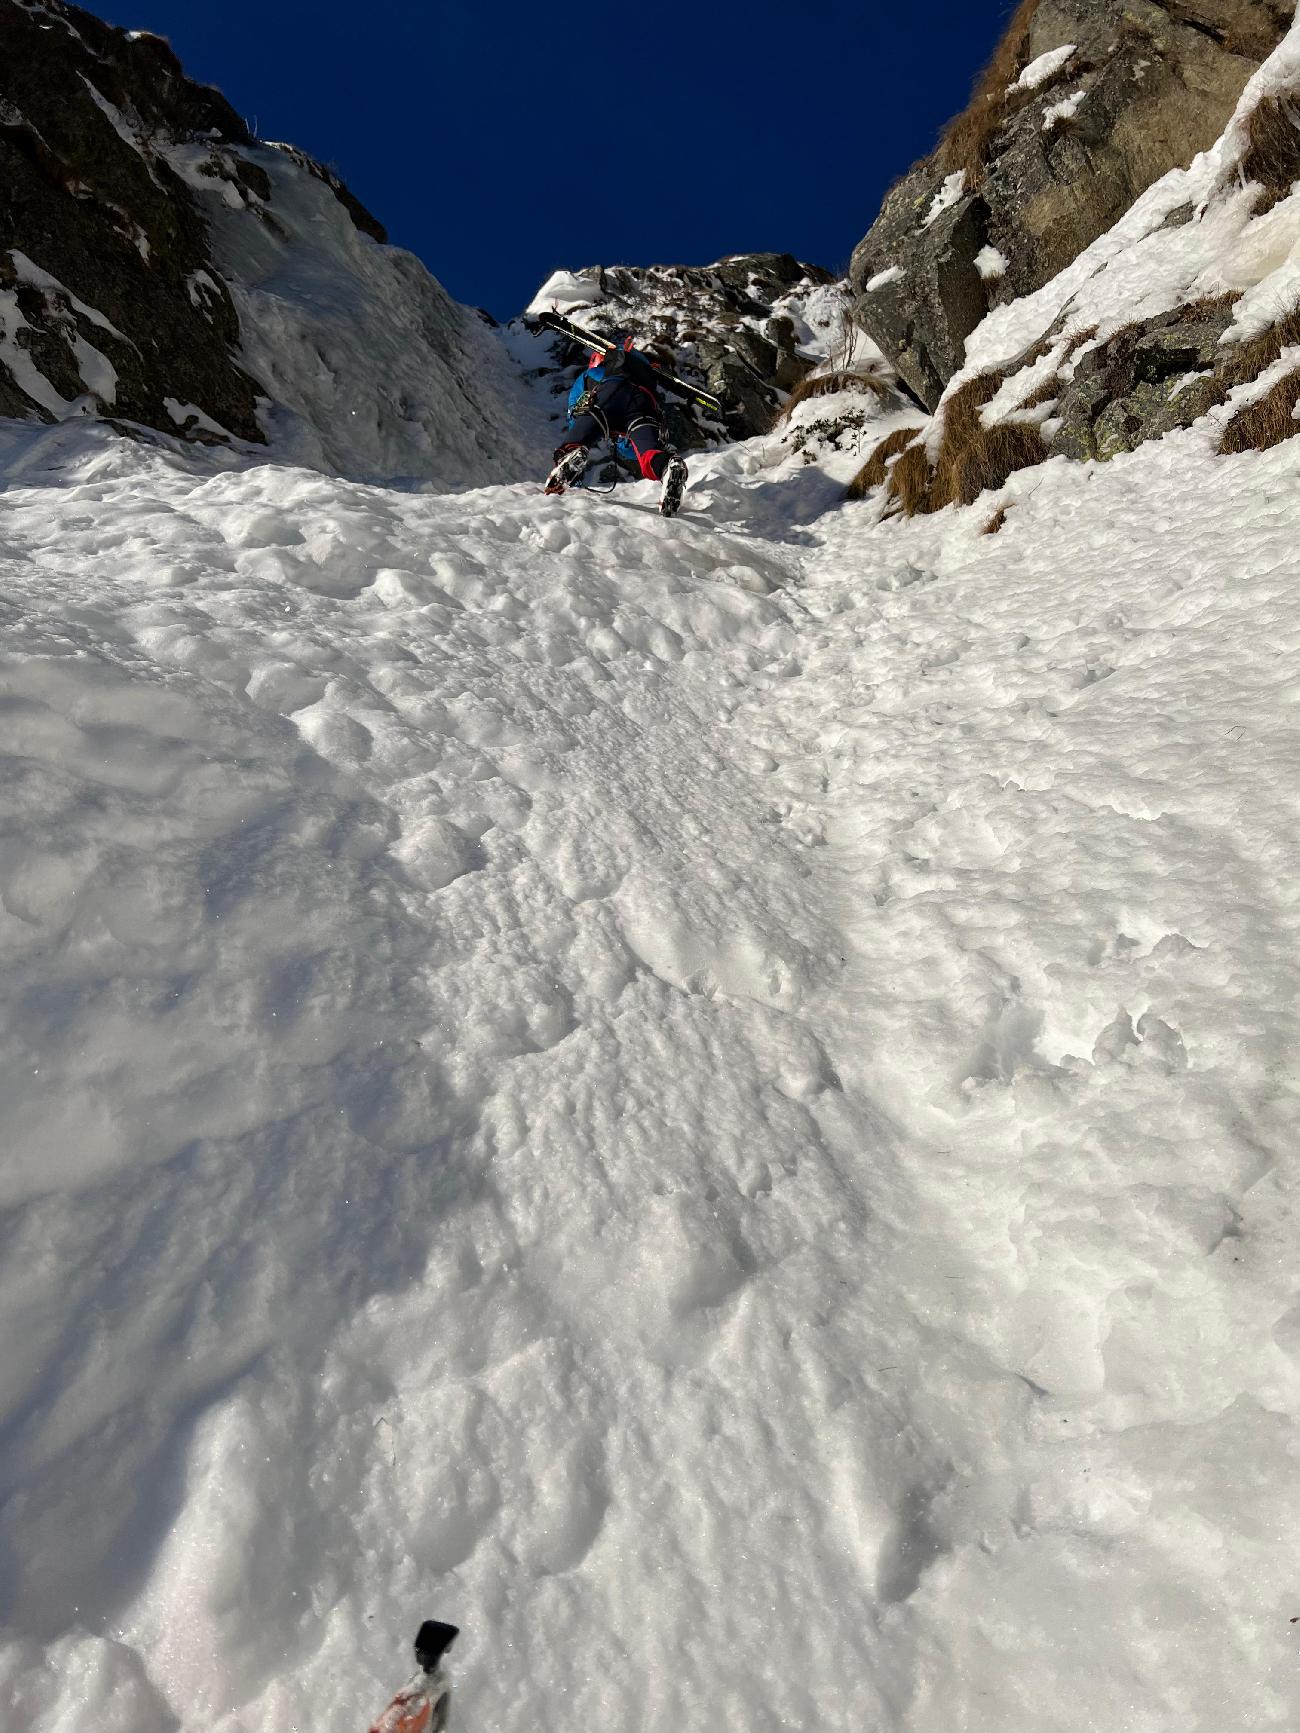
left=0, top=0, right=534, bottom=486
left=849, top=0, right=1291, bottom=408
left=0, top=0, right=274, bottom=438
left=1046, top=297, right=1241, bottom=460
left=522, top=254, right=843, bottom=445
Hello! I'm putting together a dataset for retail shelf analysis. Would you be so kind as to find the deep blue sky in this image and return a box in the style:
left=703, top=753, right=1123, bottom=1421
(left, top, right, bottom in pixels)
left=79, top=1, right=1016, bottom=318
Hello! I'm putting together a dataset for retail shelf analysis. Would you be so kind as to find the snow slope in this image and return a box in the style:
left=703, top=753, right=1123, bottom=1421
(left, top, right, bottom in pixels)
left=3, top=20, right=1300, bottom=1731
left=1, top=360, right=1297, bottom=1732
left=185, top=143, right=547, bottom=489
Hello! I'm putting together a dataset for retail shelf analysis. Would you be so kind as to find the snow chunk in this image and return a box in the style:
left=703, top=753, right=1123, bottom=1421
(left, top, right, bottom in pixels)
left=186, top=269, right=222, bottom=310
left=70, top=334, right=117, bottom=405
left=1044, top=90, right=1087, bottom=130
left=1014, top=44, right=1077, bottom=91
left=525, top=269, right=606, bottom=316
left=976, top=246, right=1008, bottom=282
left=865, top=265, right=904, bottom=292
left=923, top=171, right=969, bottom=229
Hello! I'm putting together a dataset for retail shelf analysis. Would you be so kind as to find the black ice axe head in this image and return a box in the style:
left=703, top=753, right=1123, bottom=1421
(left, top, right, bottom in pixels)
left=415, top=1620, right=460, bottom=1672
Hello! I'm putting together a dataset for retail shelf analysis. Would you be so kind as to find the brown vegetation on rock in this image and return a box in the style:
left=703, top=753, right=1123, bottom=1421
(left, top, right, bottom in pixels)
left=774, top=369, right=891, bottom=426
left=1213, top=303, right=1300, bottom=395
left=887, top=442, right=935, bottom=515
left=1238, top=89, right=1300, bottom=213
left=940, top=411, right=1045, bottom=509
left=845, top=427, right=921, bottom=499
left=850, top=0, right=1288, bottom=411
left=847, top=371, right=1047, bottom=514
left=1018, top=375, right=1063, bottom=410
left=937, top=0, right=1043, bottom=185
left=1218, top=369, right=1300, bottom=452
left=1220, top=367, right=1300, bottom=450
left=1223, top=4, right=1295, bottom=60
left=923, top=374, right=1046, bottom=511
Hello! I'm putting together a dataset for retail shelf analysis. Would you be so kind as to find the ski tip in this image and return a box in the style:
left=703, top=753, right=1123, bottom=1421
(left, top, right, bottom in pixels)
left=415, top=1621, right=459, bottom=1672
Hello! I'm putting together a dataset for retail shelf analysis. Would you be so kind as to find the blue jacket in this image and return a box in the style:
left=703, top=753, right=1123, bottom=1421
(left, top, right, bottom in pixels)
left=566, top=347, right=662, bottom=420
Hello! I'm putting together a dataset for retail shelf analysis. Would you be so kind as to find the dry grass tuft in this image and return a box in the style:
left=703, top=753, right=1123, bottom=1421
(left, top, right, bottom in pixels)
left=1214, top=302, right=1300, bottom=397
left=1018, top=376, right=1061, bottom=410
left=937, top=0, right=1043, bottom=185
left=929, top=374, right=1048, bottom=509
left=889, top=441, right=936, bottom=515
left=866, top=371, right=1049, bottom=515
left=1219, top=368, right=1300, bottom=453
left=776, top=369, right=892, bottom=426
left=1238, top=90, right=1300, bottom=213
left=846, top=426, right=921, bottom=499
left=942, top=413, right=1047, bottom=509
left=983, top=506, right=1009, bottom=534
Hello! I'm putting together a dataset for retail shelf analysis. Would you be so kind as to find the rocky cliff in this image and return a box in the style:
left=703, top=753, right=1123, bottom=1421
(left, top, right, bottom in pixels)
left=0, top=0, right=535, bottom=485
left=1, top=4, right=869, bottom=484
left=0, top=0, right=267, bottom=439
left=848, top=17, right=1300, bottom=517
left=849, top=0, right=1292, bottom=409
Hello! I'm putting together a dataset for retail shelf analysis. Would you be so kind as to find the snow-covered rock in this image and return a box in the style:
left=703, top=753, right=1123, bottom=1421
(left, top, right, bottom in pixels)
left=853, top=13, right=1300, bottom=508
left=848, top=0, right=1292, bottom=408
left=0, top=0, right=536, bottom=488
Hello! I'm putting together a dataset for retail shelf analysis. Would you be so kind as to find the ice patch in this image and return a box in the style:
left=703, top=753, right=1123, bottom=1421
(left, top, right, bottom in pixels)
left=9, top=250, right=128, bottom=340
left=0, top=288, right=73, bottom=417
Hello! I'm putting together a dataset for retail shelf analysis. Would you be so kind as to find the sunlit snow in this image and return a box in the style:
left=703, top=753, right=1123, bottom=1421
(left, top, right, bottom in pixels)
left=2, top=17, right=1300, bottom=1733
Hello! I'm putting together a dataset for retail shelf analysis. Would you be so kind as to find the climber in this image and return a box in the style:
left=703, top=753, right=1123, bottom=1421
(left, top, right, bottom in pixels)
left=544, top=330, right=690, bottom=517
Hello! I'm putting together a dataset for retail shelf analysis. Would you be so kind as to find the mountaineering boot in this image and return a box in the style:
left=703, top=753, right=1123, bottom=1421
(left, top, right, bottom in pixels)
left=544, top=446, right=588, bottom=495
left=659, top=454, right=688, bottom=518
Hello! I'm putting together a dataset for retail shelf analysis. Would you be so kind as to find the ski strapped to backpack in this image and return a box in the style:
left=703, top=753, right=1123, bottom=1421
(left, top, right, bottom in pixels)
left=531, top=312, right=725, bottom=417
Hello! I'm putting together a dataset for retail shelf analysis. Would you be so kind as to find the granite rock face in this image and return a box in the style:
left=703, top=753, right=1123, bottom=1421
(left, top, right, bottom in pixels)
left=0, top=0, right=384, bottom=443
left=849, top=0, right=1290, bottom=408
